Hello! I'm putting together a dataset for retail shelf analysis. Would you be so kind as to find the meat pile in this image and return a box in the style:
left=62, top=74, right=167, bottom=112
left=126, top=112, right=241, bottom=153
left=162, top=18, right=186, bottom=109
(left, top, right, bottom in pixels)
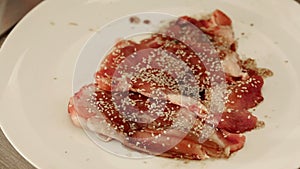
left=68, top=10, right=272, bottom=160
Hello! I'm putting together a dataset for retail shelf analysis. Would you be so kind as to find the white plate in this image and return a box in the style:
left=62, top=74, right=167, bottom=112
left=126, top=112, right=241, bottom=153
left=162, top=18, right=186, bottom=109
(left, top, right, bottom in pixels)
left=1, top=0, right=300, bottom=168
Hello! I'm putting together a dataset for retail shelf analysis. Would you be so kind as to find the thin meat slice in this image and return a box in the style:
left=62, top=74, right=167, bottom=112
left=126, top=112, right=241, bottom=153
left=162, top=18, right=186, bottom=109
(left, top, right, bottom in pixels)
left=95, top=11, right=229, bottom=92
left=218, top=109, right=258, bottom=134
left=177, top=10, right=247, bottom=79
left=129, top=129, right=245, bottom=160
left=96, top=36, right=213, bottom=93
left=68, top=84, right=245, bottom=159
left=197, top=9, right=234, bottom=49
left=95, top=10, right=247, bottom=104
left=226, top=75, right=264, bottom=110
left=95, top=36, right=222, bottom=115
left=104, top=41, right=260, bottom=118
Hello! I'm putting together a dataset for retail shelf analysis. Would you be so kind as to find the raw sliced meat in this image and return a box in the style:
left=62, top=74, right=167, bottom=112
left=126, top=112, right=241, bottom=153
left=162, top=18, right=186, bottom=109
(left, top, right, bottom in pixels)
left=68, top=9, right=272, bottom=160
left=218, top=109, right=258, bottom=134
left=68, top=84, right=245, bottom=159
left=226, top=74, right=264, bottom=110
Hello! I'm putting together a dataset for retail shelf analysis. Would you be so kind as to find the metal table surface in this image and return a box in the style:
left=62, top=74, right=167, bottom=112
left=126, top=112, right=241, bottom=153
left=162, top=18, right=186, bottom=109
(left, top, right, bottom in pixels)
left=0, top=0, right=300, bottom=168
